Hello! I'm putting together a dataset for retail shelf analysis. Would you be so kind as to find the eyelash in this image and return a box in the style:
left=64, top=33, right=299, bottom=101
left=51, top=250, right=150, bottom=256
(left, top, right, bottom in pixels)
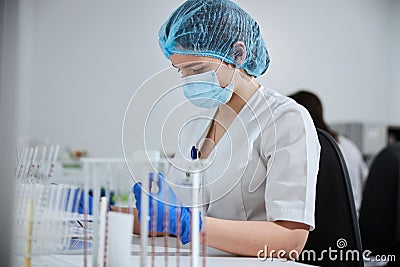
left=177, top=67, right=204, bottom=77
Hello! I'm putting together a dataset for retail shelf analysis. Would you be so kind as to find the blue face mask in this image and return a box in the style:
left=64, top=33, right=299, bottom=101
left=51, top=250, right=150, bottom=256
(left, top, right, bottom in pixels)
left=182, top=66, right=235, bottom=108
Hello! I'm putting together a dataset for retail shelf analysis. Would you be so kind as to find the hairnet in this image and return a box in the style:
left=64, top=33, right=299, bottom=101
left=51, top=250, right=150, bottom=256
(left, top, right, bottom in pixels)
left=158, top=0, right=270, bottom=77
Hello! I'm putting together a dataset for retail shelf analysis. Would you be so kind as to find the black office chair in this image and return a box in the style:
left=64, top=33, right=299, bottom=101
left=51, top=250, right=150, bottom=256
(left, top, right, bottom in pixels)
left=359, top=143, right=400, bottom=265
left=299, top=129, right=364, bottom=267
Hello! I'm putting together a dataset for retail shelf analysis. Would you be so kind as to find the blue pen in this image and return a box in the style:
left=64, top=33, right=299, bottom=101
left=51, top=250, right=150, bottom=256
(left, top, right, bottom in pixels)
left=184, top=146, right=198, bottom=185
left=191, top=146, right=198, bottom=160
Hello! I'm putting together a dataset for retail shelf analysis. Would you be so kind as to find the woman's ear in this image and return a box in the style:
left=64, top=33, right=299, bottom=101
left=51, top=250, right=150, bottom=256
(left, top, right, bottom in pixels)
left=232, top=41, right=247, bottom=66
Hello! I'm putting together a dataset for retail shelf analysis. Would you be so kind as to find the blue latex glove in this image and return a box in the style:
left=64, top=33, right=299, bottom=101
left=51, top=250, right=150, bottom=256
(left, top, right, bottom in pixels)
left=58, top=183, right=93, bottom=215
left=65, top=188, right=93, bottom=215
left=132, top=173, right=202, bottom=244
left=77, top=190, right=93, bottom=214
left=66, top=188, right=112, bottom=215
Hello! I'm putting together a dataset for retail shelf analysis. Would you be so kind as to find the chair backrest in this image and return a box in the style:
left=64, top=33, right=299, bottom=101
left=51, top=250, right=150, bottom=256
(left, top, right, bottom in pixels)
left=359, top=143, right=400, bottom=261
left=300, top=129, right=363, bottom=267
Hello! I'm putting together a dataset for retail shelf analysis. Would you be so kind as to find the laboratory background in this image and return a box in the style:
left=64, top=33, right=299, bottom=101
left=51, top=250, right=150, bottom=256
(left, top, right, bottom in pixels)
left=1, top=0, right=400, bottom=266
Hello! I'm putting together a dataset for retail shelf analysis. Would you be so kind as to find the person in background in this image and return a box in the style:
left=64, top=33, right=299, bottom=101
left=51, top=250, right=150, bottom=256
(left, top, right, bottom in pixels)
left=288, top=90, right=368, bottom=215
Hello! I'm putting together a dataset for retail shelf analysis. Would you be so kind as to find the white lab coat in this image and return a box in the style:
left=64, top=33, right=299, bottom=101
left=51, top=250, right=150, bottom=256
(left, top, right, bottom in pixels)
left=170, top=87, right=320, bottom=230
left=337, top=135, right=368, bottom=215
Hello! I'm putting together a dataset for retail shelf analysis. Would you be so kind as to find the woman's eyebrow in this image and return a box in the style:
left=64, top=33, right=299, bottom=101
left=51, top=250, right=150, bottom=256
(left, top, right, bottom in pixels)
left=172, top=62, right=205, bottom=69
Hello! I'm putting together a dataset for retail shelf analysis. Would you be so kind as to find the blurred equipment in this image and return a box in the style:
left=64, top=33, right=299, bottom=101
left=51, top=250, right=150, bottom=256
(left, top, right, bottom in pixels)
left=14, top=148, right=135, bottom=267
left=14, top=145, right=93, bottom=259
left=331, top=123, right=400, bottom=163
left=14, top=145, right=209, bottom=267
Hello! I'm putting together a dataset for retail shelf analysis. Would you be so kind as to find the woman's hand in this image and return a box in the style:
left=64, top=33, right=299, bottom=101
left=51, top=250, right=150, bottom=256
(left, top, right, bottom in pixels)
left=132, top=173, right=202, bottom=244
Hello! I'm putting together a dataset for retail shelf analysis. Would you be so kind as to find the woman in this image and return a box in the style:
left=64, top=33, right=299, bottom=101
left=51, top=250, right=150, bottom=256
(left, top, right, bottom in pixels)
left=133, top=0, right=320, bottom=257
left=289, top=90, right=368, bottom=215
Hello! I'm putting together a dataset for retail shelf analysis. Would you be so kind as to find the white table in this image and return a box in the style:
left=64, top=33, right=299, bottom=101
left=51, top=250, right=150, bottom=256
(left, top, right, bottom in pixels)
left=14, top=236, right=316, bottom=267
left=17, top=254, right=314, bottom=267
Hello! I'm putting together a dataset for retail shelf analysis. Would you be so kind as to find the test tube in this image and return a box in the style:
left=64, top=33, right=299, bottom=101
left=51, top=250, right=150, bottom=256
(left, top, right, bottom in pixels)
left=140, top=173, right=150, bottom=267
left=47, top=145, right=59, bottom=179
left=27, top=147, right=39, bottom=182
left=24, top=198, right=34, bottom=267
left=98, top=197, right=109, bottom=267
left=92, top=162, right=101, bottom=267
left=22, top=148, right=34, bottom=182
left=163, top=177, right=169, bottom=267
left=44, top=146, right=54, bottom=180
left=83, top=161, right=90, bottom=267
left=191, top=171, right=201, bottom=267
left=150, top=172, right=156, bottom=267
left=35, top=146, right=47, bottom=181
left=16, top=148, right=28, bottom=180
left=201, top=182, right=207, bottom=267
left=176, top=207, right=181, bottom=267
left=191, top=147, right=204, bottom=267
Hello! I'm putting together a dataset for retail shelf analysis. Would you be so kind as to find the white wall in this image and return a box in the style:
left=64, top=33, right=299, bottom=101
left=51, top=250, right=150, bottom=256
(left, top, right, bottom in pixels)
left=389, top=0, right=400, bottom=125
left=26, top=0, right=398, bottom=157
left=235, top=0, right=393, bottom=124
left=16, top=0, right=34, bottom=145
left=30, top=0, right=183, bottom=157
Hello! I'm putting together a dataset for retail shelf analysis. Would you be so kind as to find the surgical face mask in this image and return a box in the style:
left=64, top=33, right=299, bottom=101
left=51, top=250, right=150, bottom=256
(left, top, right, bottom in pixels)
left=182, top=64, right=235, bottom=108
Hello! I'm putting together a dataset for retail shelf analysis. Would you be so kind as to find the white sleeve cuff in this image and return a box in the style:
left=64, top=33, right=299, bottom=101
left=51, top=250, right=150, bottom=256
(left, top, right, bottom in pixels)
left=267, top=207, right=315, bottom=231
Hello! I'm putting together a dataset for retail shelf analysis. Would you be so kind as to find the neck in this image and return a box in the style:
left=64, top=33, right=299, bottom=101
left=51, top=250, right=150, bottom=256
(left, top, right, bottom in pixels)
left=224, top=70, right=260, bottom=114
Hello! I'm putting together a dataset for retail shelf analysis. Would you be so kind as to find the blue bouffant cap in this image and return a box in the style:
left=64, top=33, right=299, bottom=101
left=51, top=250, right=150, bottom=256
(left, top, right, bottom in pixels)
left=158, top=0, right=270, bottom=77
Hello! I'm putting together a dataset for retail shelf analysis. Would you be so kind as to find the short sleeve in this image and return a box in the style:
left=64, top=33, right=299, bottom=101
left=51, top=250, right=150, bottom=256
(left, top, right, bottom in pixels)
left=262, top=103, right=320, bottom=230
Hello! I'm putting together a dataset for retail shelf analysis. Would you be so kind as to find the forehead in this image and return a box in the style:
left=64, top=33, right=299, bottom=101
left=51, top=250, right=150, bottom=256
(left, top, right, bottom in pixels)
left=170, top=54, right=220, bottom=68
